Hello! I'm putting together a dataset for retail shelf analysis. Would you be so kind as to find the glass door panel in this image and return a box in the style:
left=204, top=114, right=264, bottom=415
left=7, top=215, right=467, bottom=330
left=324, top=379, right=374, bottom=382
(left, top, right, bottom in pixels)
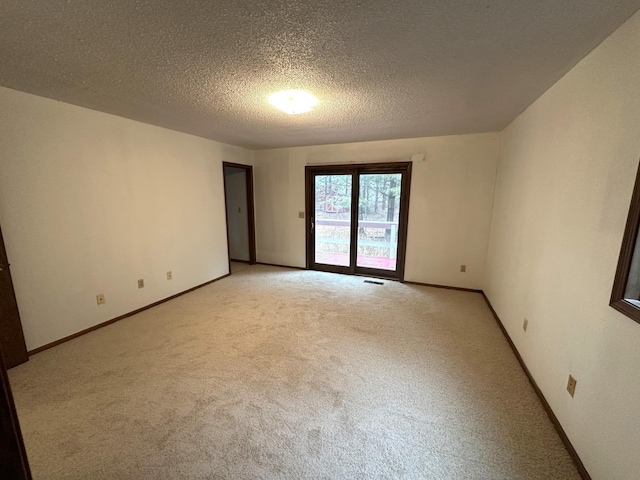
left=356, top=173, right=402, bottom=271
left=314, top=174, right=353, bottom=267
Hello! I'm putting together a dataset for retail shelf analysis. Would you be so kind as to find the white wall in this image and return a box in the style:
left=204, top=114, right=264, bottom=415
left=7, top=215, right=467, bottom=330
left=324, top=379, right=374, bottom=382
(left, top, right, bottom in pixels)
left=224, top=167, right=250, bottom=261
left=0, top=86, right=253, bottom=351
left=485, top=10, right=640, bottom=480
left=254, top=133, right=499, bottom=289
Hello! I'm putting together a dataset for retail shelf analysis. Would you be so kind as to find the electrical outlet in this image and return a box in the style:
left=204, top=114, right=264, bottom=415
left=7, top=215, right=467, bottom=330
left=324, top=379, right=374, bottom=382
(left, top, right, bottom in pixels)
left=138, top=279, right=144, bottom=289
left=523, top=318, right=528, bottom=332
left=298, top=211, right=305, bottom=219
left=460, top=265, right=466, bottom=273
left=96, top=294, right=105, bottom=305
left=567, top=375, right=577, bottom=397
left=167, top=271, right=173, bottom=280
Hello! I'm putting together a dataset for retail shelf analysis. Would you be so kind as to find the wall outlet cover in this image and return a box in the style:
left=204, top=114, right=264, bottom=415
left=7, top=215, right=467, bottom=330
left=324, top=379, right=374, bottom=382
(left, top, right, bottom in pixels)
left=167, top=271, right=173, bottom=280
left=96, top=294, right=105, bottom=305
left=138, top=279, right=144, bottom=288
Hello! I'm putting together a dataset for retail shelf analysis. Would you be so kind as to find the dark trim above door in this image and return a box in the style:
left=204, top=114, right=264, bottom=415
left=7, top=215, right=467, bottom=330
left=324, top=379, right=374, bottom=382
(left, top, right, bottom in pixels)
left=222, top=162, right=257, bottom=269
left=305, top=162, right=412, bottom=281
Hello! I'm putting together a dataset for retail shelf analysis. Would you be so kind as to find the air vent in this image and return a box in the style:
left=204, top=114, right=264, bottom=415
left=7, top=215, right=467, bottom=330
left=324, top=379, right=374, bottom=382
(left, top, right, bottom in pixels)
left=364, top=280, right=385, bottom=285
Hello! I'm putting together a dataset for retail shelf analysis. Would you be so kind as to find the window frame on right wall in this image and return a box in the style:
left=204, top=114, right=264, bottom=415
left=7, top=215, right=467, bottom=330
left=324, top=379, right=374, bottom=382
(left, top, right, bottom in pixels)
left=611, top=160, right=640, bottom=324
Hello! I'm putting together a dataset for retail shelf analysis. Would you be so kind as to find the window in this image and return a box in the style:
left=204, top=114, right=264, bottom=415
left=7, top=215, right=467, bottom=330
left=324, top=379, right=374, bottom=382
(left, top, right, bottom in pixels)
left=610, top=160, right=640, bottom=324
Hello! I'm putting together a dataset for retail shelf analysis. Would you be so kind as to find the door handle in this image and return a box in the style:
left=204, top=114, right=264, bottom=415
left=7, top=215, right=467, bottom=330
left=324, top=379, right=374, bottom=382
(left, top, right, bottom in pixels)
left=311, top=218, right=315, bottom=233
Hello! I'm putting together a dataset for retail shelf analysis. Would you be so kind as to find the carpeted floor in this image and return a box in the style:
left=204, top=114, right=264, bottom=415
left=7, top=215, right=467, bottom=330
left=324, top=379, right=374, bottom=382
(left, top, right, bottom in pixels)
left=8, top=265, right=580, bottom=479
left=230, top=261, right=251, bottom=274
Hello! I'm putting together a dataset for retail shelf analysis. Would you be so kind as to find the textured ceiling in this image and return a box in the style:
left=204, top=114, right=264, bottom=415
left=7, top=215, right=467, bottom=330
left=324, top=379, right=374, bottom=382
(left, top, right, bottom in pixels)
left=1, top=1, right=640, bottom=149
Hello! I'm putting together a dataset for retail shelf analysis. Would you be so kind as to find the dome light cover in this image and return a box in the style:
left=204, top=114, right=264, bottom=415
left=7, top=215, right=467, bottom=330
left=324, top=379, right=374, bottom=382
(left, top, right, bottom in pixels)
left=269, top=90, right=318, bottom=115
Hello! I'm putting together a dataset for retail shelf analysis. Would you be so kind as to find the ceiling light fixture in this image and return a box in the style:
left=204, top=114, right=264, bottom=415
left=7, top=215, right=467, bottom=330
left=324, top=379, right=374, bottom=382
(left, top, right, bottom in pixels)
left=269, top=90, right=318, bottom=115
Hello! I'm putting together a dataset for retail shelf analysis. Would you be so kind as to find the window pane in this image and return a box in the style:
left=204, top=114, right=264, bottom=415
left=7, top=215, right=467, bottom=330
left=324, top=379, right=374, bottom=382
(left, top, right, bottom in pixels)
left=314, top=174, right=352, bottom=267
left=356, top=173, right=402, bottom=271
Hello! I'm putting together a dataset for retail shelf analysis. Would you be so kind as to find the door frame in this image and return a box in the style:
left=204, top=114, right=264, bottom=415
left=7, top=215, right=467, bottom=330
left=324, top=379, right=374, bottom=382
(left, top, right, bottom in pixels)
left=222, top=162, right=257, bottom=268
left=0, top=343, right=32, bottom=479
left=0, top=225, right=28, bottom=368
left=305, top=162, right=412, bottom=281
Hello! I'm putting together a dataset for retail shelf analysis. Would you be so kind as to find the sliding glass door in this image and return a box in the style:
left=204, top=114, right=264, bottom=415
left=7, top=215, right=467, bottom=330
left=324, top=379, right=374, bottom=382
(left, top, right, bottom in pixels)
left=313, top=174, right=353, bottom=270
left=306, top=163, right=412, bottom=280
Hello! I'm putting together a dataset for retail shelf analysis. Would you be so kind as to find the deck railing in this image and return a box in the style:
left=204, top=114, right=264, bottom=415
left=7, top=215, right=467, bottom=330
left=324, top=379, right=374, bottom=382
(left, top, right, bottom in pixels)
left=315, top=219, right=398, bottom=259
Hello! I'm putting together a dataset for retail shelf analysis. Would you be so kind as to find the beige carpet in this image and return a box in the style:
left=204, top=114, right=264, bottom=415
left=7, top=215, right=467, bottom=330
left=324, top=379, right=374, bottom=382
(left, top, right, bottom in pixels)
left=230, top=261, right=251, bottom=274
left=9, top=265, right=580, bottom=479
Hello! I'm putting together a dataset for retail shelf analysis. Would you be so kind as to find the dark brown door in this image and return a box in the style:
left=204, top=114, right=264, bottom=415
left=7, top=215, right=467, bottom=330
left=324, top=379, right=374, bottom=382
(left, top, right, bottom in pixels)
left=0, top=343, right=32, bottom=479
left=305, top=162, right=412, bottom=281
left=0, top=226, right=28, bottom=368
